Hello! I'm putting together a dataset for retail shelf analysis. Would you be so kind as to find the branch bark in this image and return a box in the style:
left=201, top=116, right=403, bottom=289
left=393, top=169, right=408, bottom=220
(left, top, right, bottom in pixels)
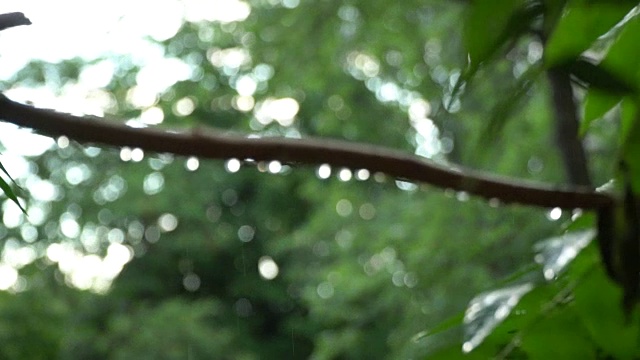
left=0, top=94, right=612, bottom=210
left=547, top=68, right=592, bottom=187
left=0, top=12, right=31, bottom=31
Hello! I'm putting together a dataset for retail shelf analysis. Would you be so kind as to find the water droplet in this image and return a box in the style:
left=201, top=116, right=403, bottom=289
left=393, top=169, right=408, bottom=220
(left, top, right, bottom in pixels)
left=488, top=198, right=501, bottom=208
left=268, top=161, right=282, bottom=173
left=226, top=158, right=241, bottom=173
left=317, top=164, right=331, bottom=179
left=338, top=168, right=352, bottom=181
left=456, top=191, right=469, bottom=202
left=185, top=157, right=199, bottom=171
left=355, top=169, right=370, bottom=180
left=546, top=207, right=562, bottom=221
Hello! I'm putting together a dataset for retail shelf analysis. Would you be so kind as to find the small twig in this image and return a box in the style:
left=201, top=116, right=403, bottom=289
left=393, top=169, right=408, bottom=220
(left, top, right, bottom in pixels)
left=0, top=94, right=613, bottom=210
left=0, top=12, right=31, bottom=32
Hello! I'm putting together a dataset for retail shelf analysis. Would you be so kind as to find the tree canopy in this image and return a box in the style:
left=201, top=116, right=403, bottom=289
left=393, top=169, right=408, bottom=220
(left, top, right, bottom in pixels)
left=0, top=1, right=638, bottom=358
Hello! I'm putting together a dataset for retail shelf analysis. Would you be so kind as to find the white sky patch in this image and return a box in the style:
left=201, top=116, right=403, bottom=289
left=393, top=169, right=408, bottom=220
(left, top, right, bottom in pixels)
left=0, top=0, right=195, bottom=65
left=45, top=241, right=134, bottom=292
left=27, top=177, right=59, bottom=202
left=235, top=75, right=258, bottom=96
left=0, top=151, right=31, bottom=178
left=0, top=123, right=54, bottom=157
left=3, top=244, right=37, bottom=268
left=141, top=107, right=165, bottom=125
left=184, top=0, right=251, bottom=23
left=407, top=98, right=440, bottom=158
left=136, top=58, right=193, bottom=96
left=254, top=97, right=299, bottom=127
left=3, top=200, right=25, bottom=228
left=79, top=60, right=116, bottom=89
left=0, top=264, right=18, bottom=290
left=208, top=47, right=251, bottom=70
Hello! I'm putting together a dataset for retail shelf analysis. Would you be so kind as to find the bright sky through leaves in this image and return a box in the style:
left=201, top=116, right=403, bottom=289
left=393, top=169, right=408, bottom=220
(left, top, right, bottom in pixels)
left=0, top=0, right=250, bottom=291
left=0, top=0, right=439, bottom=293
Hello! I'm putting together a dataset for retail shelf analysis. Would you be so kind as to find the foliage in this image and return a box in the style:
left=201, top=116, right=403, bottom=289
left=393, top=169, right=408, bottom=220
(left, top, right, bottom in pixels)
left=424, top=0, right=640, bottom=358
left=0, top=0, right=638, bottom=359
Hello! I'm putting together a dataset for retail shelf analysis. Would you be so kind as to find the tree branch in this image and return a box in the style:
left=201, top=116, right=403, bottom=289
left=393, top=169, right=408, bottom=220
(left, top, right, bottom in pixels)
left=0, top=94, right=612, bottom=210
left=546, top=68, right=592, bottom=187
left=0, top=12, right=31, bottom=31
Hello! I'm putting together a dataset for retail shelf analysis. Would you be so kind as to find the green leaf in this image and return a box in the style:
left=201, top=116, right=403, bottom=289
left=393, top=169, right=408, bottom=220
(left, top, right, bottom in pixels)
left=0, top=159, right=26, bottom=214
left=620, top=97, right=638, bottom=144
left=463, top=0, right=530, bottom=68
left=445, top=1, right=538, bottom=115
left=463, top=282, right=535, bottom=352
left=425, top=344, right=491, bottom=360
left=468, top=281, right=559, bottom=357
left=562, top=211, right=596, bottom=233
left=412, top=311, right=464, bottom=342
left=0, top=175, right=25, bottom=214
left=520, top=307, right=597, bottom=359
left=601, top=15, right=640, bottom=88
left=581, top=89, right=622, bottom=136
left=478, top=63, right=541, bottom=144
left=545, top=2, right=637, bottom=66
left=573, top=265, right=640, bottom=358
left=620, top=99, right=640, bottom=193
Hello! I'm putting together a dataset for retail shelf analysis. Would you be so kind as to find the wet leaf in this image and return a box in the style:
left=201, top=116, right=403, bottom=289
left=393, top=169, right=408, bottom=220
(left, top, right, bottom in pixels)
left=462, top=282, right=534, bottom=353
left=533, top=230, right=595, bottom=281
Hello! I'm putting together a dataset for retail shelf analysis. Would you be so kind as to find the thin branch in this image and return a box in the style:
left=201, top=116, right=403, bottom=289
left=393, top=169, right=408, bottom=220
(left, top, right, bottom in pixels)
left=0, top=94, right=612, bottom=210
left=547, top=66, right=592, bottom=187
left=0, top=12, right=31, bottom=31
